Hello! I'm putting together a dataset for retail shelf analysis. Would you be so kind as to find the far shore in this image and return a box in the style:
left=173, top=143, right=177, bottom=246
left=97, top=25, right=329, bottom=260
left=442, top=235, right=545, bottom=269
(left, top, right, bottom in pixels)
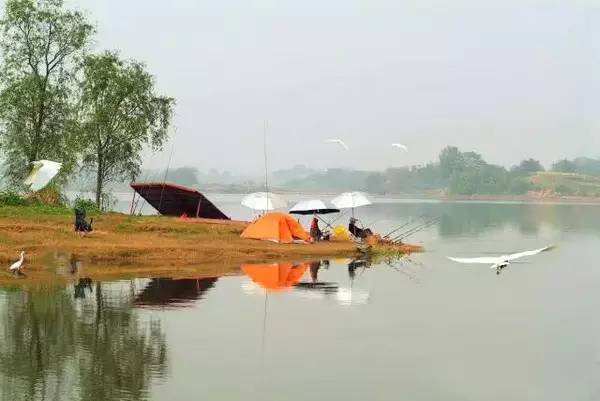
left=98, top=189, right=600, bottom=205
left=209, top=190, right=600, bottom=204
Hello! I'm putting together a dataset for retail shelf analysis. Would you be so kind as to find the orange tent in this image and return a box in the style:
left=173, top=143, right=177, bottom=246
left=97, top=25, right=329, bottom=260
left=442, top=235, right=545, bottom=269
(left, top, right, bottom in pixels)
left=241, top=262, right=308, bottom=291
left=240, top=212, right=310, bottom=243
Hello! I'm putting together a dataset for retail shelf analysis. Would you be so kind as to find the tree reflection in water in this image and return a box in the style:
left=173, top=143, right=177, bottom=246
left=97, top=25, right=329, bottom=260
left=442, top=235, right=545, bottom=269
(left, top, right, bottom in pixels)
left=0, top=282, right=167, bottom=401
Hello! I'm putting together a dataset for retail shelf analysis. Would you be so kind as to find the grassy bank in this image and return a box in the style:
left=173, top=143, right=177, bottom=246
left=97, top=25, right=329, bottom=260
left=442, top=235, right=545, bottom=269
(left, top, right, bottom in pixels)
left=0, top=205, right=363, bottom=284
left=530, top=172, right=600, bottom=198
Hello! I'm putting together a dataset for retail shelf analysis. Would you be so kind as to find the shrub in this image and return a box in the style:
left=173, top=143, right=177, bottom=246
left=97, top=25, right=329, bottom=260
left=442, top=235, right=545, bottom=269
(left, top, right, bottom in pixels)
left=73, top=196, right=101, bottom=214
left=554, top=184, right=575, bottom=195
left=0, top=191, right=28, bottom=206
left=28, top=187, right=67, bottom=206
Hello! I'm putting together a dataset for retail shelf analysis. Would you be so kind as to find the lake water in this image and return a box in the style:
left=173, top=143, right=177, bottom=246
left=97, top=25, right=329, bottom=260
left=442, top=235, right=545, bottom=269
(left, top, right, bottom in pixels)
left=2, top=198, right=600, bottom=401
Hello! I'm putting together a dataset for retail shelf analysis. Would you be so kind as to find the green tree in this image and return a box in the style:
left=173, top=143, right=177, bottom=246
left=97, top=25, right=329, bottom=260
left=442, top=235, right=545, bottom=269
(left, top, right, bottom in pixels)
left=78, top=51, right=174, bottom=207
left=166, top=166, right=200, bottom=187
left=0, top=0, right=94, bottom=183
left=365, top=172, right=386, bottom=194
left=438, top=146, right=465, bottom=180
left=551, top=159, right=577, bottom=173
left=513, top=158, right=544, bottom=174
left=572, top=157, right=600, bottom=176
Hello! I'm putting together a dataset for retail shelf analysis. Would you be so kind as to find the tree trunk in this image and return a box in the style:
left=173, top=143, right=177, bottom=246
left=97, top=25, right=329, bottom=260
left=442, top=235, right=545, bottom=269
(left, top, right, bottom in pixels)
left=96, top=155, right=103, bottom=208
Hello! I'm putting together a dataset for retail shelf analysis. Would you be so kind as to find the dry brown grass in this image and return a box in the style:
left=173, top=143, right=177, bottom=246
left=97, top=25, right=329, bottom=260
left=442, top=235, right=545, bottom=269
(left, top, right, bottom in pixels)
left=0, top=212, right=360, bottom=285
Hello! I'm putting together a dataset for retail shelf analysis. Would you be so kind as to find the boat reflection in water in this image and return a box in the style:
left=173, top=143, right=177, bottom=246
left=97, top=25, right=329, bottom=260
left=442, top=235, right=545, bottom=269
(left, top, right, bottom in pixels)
left=134, top=277, right=219, bottom=308
left=241, top=259, right=371, bottom=306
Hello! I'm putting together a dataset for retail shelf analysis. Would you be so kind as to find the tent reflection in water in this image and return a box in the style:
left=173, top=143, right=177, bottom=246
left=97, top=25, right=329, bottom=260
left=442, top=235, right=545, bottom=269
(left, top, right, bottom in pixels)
left=240, top=212, right=310, bottom=243
left=241, top=262, right=308, bottom=291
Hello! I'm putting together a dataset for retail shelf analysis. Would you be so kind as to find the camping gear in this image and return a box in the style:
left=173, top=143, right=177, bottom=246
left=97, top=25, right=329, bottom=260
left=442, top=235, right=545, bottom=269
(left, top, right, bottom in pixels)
left=240, top=212, right=310, bottom=243
left=241, top=262, right=308, bottom=291
left=331, top=225, right=350, bottom=241
left=241, top=192, right=287, bottom=211
left=130, top=182, right=229, bottom=219
left=289, top=199, right=340, bottom=215
left=24, top=160, right=62, bottom=191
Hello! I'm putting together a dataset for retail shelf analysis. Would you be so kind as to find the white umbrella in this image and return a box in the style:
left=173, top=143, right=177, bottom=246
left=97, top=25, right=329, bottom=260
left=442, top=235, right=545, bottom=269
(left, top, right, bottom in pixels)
left=289, top=199, right=340, bottom=215
left=241, top=192, right=287, bottom=211
left=23, top=160, right=62, bottom=191
left=331, top=192, right=371, bottom=209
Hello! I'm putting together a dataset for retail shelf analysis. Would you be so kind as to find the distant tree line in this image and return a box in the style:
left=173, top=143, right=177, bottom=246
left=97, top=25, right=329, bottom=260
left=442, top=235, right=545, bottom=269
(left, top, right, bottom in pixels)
left=69, top=150, right=600, bottom=198
left=0, top=0, right=174, bottom=208
left=276, top=148, right=600, bottom=196
left=550, top=157, right=600, bottom=176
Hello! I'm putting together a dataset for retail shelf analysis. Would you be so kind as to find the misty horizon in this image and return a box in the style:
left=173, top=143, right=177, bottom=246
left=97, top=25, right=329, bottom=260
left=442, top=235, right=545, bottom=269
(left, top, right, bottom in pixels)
left=54, top=0, right=599, bottom=175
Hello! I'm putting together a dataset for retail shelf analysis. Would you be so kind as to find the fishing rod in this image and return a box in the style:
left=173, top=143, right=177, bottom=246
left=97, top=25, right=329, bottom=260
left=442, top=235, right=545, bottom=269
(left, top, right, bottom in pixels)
left=394, top=218, right=440, bottom=242
left=363, top=219, right=381, bottom=229
left=391, top=218, right=439, bottom=242
left=383, top=214, right=427, bottom=238
left=398, top=218, right=440, bottom=240
left=383, top=220, right=412, bottom=239
left=328, top=210, right=347, bottom=226
left=316, top=214, right=335, bottom=230
left=157, top=126, right=178, bottom=213
left=389, top=220, right=430, bottom=242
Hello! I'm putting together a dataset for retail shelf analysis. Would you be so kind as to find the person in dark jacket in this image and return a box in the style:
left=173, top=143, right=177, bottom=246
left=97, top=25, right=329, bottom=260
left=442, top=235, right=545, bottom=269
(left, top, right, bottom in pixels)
left=310, top=217, right=330, bottom=241
left=349, top=217, right=373, bottom=239
left=310, top=217, right=323, bottom=241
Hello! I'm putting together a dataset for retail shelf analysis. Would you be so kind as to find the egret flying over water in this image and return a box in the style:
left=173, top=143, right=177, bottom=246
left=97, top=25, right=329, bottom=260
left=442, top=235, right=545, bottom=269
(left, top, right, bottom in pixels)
left=24, top=160, right=62, bottom=191
left=8, top=251, right=25, bottom=274
left=447, top=245, right=554, bottom=274
left=392, top=143, right=408, bottom=152
left=326, top=139, right=349, bottom=150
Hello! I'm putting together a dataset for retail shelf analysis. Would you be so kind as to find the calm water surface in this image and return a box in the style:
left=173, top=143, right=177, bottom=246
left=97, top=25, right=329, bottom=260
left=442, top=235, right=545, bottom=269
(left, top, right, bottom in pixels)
left=1, top=199, right=600, bottom=401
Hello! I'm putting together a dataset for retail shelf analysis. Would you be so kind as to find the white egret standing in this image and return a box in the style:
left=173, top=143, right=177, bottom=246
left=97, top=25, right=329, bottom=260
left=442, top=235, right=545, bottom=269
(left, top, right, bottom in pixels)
left=8, top=251, right=25, bottom=274
left=326, top=139, right=349, bottom=150
left=392, top=143, right=408, bottom=152
left=447, top=245, right=555, bottom=274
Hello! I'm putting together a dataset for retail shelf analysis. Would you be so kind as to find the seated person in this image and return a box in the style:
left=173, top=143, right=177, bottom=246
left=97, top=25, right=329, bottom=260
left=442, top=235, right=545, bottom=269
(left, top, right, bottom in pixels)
left=348, top=217, right=373, bottom=239
left=310, top=217, right=330, bottom=241
left=74, top=208, right=94, bottom=236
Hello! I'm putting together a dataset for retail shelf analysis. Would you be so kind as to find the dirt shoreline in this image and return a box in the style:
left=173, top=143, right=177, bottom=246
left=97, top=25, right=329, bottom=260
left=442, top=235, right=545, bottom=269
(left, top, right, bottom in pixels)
left=0, top=212, right=365, bottom=285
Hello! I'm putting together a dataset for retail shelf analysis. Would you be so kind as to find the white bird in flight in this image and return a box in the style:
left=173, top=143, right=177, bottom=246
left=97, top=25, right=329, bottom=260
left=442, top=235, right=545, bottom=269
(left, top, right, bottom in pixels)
left=8, top=251, right=25, bottom=274
left=392, top=143, right=408, bottom=152
left=447, top=245, right=554, bottom=274
left=326, top=138, right=349, bottom=150
left=23, top=160, right=62, bottom=191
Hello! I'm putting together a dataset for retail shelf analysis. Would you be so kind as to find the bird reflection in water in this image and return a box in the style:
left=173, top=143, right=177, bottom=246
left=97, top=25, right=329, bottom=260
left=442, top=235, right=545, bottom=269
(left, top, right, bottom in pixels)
left=69, top=253, right=82, bottom=275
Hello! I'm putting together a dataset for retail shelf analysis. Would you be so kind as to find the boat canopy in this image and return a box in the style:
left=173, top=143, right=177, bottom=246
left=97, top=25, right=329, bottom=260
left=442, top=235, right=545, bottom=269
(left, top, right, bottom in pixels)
left=130, top=182, right=229, bottom=220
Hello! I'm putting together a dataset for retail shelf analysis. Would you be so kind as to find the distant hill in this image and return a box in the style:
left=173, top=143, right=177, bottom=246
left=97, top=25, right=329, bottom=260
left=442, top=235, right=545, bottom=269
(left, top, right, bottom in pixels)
left=530, top=172, right=600, bottom=197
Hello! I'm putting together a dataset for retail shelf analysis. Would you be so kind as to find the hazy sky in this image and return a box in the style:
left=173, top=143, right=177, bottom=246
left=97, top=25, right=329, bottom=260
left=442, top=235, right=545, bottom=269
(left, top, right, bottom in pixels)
left=67, top=0, right=598, bottom=174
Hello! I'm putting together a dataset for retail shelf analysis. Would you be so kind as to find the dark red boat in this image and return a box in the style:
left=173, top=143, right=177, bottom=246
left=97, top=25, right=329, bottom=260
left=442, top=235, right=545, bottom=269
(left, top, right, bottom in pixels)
left=130, top=182, right=229, bottom=220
